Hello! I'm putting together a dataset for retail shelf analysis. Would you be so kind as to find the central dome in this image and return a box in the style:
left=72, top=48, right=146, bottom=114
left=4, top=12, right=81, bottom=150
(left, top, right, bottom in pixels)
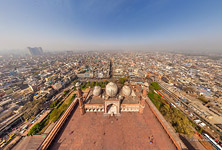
left=106, top=82, right=118, bottom=97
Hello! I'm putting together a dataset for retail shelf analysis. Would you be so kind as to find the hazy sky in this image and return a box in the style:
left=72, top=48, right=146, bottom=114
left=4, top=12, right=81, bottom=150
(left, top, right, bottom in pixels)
left=0, top=0, right=222, bottom=52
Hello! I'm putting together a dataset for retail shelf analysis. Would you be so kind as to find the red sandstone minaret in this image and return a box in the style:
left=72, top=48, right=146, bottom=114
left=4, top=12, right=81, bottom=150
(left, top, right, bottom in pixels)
left=76, top=83, right=85, bottom=115
left=142, top=88, right=147, bottom=97
left=139, top=88, right=147, bottom=114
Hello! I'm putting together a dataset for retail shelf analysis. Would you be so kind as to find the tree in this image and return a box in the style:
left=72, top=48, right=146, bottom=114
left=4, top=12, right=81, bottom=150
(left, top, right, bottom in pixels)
left=64, top=90, right=68, bottom=95
left=90, top=81, right=95, bottom=87
left=151, top=82, right=161, bottom=90
left=119, top=77, right=127, bottom=85
left=160, top=104, right=170, bottom=116
left=199, top=128, right=203, bottom=134
left=153, top=93, right=160, bottom=101
left=168, top=108, right=192, bottom=135
left=149, top=85, right=154, bottom=92
left=81, top=83, right=86, bottom=90
left=99, top=81, right=106, bottom=88
left=50, top=100, right=59, bottom=108
left=157, top=99, right=193, bottom=136
left=104, top=80, right=109, bottom=85
left=28, top=122, right=43, bottom=135
left=86, top=81, right=91, bottom=88
left=33, top=106, right=40, bottom=116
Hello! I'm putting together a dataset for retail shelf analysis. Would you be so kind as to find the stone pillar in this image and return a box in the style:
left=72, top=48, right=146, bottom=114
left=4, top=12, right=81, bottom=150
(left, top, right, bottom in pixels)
left=139, top=98, right=145, bottom=114
left=76, top=88, right=85, bottom=115
left=104, top=103, right=107, bottom=113
left=79, top=97, right=85, bottom=115
left=77, top=89, right=82, bottom=98
left=142, top=88, right=147, bottom=97
left=139, top=88, right=147, bottom=114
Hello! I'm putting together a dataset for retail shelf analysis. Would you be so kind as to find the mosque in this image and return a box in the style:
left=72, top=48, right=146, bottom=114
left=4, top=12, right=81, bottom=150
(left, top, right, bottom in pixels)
left=76, top=81, right=147, bottom=116
left=47, top=81, right=183, bottom=150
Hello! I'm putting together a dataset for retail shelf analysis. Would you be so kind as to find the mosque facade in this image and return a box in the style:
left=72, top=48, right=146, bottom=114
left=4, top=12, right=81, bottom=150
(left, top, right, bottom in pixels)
left=76, top=82, right=147, bottom=116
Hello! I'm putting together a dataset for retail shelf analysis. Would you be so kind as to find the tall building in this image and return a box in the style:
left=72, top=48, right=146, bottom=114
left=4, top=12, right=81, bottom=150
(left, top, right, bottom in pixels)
left=28, top=47, right=43, bottom=56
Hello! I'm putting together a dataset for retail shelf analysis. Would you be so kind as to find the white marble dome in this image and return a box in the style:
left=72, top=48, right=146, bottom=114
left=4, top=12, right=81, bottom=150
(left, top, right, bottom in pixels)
left=93, top=86, right=101, bottom=96
left=106, top=82, right=118, bottom=97
left=122, top=85, right=131, bottom=96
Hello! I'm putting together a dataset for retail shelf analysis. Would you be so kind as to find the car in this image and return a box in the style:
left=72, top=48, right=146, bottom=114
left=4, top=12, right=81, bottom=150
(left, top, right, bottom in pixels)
left=199, top=122, right=206, bottom=127
left=0, top=143, right=6, bottom=148
left=20, top=130, right=25, bottom=134
left=22, top=125, right=28, bottom=130
left=0, top=140, right=6, bottom=146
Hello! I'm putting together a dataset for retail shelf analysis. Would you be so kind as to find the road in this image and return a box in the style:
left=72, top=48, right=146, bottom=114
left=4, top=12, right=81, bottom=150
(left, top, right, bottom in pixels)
left=0, top=84, right=75, bottom=149
left=157, top=81, right=222, bottom=147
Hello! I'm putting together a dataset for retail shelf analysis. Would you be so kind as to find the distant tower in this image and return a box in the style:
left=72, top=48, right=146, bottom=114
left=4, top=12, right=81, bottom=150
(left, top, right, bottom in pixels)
left=28, top=47, right=43, bottom=56
left=76, top=82, right=85, bottom=115
left=139, top=88, right=147, bottom=114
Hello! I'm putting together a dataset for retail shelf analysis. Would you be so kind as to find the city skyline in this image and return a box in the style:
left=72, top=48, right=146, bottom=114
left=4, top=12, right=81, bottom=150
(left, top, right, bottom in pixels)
left=0, top=0, right=222, bottom=52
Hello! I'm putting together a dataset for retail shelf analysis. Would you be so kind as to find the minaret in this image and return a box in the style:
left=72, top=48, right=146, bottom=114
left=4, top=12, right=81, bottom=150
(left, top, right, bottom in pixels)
left=142, top=87, right=148, bottom=97
left=76, top=82, right=85, bottom=115
left=139, top=88, right=147, bottom=114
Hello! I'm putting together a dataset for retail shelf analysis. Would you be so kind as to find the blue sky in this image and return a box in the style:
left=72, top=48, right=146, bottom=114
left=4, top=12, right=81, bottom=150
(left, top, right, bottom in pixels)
left=0, top=0, right=222, bottom=52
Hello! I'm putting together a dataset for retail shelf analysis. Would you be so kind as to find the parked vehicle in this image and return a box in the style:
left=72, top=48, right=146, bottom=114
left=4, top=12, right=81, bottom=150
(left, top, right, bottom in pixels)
left=203, top=133, right=222, bottom=150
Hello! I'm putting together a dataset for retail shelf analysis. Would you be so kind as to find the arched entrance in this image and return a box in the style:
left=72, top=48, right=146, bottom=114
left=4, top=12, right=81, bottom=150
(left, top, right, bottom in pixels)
left=107, top=104, right=117, bottom=114
left=104, top=100, right=120, bottom=115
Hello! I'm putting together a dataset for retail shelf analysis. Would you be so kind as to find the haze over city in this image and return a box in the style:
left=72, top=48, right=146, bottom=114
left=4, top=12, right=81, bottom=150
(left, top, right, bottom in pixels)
left=0, top=0, right=222, bottom=53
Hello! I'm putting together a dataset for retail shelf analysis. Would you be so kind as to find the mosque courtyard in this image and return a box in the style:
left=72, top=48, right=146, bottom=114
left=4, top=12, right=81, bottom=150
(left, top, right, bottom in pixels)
left=49, top=102, right=177, bottom=150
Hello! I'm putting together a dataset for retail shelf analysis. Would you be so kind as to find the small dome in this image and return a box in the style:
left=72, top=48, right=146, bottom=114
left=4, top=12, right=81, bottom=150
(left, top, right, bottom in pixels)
left=122, top=85, right=131, bottom=96
left=75, top=82, right=81, bottom=87
left=93, top=86, right=101, bottom=96
left=106, top=82, right=118, bottom=97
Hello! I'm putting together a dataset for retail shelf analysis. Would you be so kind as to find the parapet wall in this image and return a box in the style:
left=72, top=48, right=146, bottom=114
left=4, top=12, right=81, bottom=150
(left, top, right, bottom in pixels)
left=38, top=98, right=78, bottom=150
left=145, top=97, right=187, bottom=150
left=85, top=104, right=104, bottom=112
left=84, top=103, right=140, bottom=112
left=121, top=104, right=140, bottom=112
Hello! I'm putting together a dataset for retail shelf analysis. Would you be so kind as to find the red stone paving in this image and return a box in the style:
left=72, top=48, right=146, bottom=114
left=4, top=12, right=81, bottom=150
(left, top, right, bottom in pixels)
left=49, top=103, right=177, bottom=150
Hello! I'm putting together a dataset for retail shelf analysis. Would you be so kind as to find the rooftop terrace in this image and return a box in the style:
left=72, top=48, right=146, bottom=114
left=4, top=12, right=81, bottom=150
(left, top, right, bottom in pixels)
left=49, top=103, right=177, bottom=150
